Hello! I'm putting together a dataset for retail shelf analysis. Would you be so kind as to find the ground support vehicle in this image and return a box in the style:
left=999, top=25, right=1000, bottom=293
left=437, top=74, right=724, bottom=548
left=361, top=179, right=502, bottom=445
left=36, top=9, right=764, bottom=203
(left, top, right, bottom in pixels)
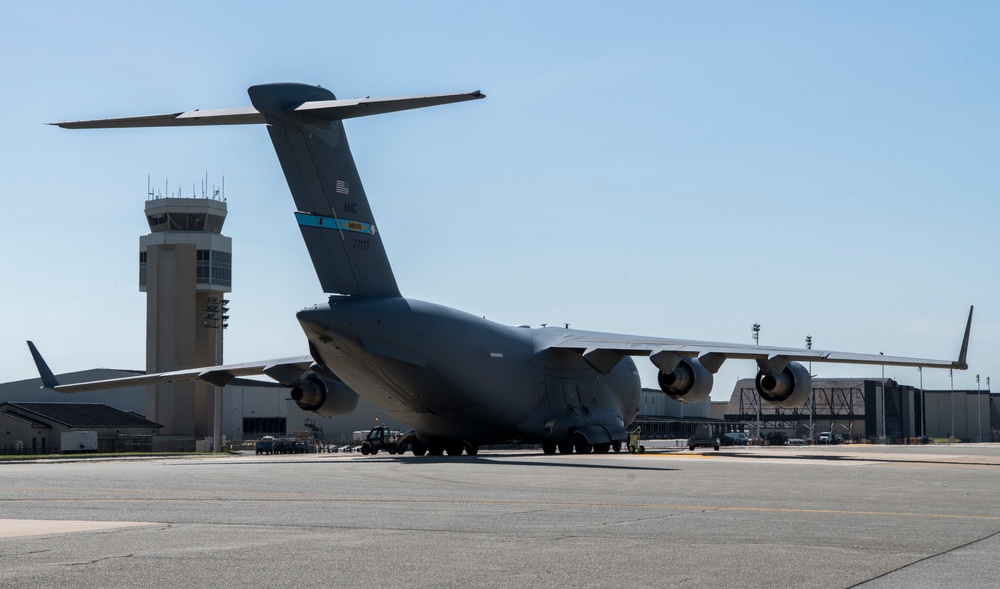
left=627, top=427, right=645, bottom=454
left=360, top=426, right=407, bottom=455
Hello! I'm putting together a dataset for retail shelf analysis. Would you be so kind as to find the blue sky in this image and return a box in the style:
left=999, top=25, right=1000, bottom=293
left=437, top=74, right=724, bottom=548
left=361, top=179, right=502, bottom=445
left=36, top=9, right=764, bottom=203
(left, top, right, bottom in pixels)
left=1, top=1, right=996, bottom=398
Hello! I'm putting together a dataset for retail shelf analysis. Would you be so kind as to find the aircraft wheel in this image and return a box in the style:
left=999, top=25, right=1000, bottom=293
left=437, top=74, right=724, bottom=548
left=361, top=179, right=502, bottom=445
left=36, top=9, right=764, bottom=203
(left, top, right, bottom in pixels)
left=411, top=439, right=427, bottom=457
left=542, top=441, right=557, bottom=455
left=428, top=441, right=445, bottom=456
left=557, top=441, right=574, bottom=454
left=612, top=441, right=622, bottom=453
left=575, top=438, right=592, bottom=455
left=464, top=443, right=479, bottom=456
left=714, top=445, right=720, bottom=451
left=445, top=441, right=464, bottom=456
left=594, top=443, right=611, bottom=454
left=688, top=445, right=695, bottom=451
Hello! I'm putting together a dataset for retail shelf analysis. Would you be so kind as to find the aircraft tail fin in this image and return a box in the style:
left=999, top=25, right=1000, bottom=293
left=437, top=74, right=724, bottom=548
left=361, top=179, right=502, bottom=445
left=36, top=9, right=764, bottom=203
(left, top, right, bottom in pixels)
left=53, top=84, right=485, bottom=297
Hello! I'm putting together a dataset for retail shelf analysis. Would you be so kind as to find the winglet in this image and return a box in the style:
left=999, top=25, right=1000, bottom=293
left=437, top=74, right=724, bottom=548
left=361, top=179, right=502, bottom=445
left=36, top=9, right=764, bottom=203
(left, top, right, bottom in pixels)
left=26, top=341, right=61, bottom=388
left=954, top=305, right=973, bottom=370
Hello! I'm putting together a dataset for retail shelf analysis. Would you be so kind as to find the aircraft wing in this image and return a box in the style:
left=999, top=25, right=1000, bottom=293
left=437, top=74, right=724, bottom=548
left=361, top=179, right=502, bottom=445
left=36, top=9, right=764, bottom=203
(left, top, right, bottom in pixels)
left=539, top=307, right=973, bottom=375
left=27, top=341, right=313, bottom=392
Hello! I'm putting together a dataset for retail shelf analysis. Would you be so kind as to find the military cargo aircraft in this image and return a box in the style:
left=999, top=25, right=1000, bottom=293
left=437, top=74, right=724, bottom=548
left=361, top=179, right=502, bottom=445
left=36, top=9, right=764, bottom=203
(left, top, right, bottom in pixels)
left=28, top=83, right=972, bottom=456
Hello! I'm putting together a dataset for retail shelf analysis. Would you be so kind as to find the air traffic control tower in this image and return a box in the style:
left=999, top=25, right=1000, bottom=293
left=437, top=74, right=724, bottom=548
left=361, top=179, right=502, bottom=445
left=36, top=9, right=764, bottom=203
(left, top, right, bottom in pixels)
left=140, top=195, right=231, bottom=441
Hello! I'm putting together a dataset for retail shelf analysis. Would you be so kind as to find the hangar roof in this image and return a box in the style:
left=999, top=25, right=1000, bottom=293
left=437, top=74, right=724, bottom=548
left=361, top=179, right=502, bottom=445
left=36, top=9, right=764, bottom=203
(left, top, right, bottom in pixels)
left=0, top=402, right=162, bottom=429
left=0, top=409, right=50, bottom=428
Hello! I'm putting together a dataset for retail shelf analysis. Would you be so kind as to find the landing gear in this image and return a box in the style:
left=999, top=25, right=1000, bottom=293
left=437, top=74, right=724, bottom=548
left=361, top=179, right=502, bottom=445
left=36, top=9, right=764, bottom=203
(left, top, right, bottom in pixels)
left=557, top=440, right=574, bottom=454
left=594, top=443, right=611, bottom=454
left=409, top=436, right=476, bottom=457
left=542, top=441, right=557, bottom=455
left=612, top=441, right=622, bottom=453
left=574, top=438, right=592, bottom=455
left=411, top=438, right=427, bottom=457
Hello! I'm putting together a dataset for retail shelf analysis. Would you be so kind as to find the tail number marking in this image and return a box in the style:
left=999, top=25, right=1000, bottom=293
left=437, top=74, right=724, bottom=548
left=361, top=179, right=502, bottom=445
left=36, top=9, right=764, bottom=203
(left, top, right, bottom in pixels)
left=295, top=212, right=378, bottom=236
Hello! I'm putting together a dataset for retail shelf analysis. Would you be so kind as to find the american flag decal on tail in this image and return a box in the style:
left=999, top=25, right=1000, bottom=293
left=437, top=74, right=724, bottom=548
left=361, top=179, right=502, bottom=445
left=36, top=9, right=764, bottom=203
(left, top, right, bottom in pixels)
left=336, top=180, right=350, bottom=195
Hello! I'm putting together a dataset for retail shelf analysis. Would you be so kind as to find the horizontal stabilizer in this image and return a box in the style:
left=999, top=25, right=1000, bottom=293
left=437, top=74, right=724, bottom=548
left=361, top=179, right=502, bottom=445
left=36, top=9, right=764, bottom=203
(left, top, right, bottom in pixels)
left=51, top=91, right=485, bottom=129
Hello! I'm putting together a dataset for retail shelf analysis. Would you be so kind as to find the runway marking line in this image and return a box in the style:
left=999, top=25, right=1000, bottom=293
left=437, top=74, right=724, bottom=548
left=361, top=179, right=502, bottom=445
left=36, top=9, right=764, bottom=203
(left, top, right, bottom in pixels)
left=0, top=519, right=158, bottom=539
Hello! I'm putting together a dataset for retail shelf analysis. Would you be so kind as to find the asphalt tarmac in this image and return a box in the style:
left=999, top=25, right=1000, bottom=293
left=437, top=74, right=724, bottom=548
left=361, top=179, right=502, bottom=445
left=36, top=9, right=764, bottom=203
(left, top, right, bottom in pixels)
left=2, top=445, right=999, bottom=589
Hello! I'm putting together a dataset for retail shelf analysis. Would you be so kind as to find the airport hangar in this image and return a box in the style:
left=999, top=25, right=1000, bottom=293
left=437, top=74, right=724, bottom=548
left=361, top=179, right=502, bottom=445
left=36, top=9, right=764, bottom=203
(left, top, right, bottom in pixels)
left=3, top=193, right=996, bottom=452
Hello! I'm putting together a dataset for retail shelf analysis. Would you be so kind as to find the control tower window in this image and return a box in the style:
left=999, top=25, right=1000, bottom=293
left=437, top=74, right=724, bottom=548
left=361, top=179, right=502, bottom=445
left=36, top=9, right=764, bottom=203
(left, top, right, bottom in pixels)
left=211, top=250, right=232, bottom=287
left=206, top=214, right=225, bottom=233
left=139, top=251, right=147, bottom=288
left=197, top=249, right=232, bottom=288
left=196, top=250, right=211, bottom=283
left=167, top=213, right=207, bottom=231
left=147, top=213, right=168, bottom=233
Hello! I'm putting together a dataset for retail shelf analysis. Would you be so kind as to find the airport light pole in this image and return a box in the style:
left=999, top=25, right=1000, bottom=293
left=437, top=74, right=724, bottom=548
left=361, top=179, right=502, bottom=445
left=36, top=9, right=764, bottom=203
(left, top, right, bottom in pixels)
left=976, top=374, right=981, bottom=443
left=949, top=368, right=955, bottom=443
left=918, top=367, right=924, bottom=438
left=806, top=335, right=814, bottom=444
left=753, top=323, right=761, bottom=441
left=203, top=297, right=230, bottom=452
left=880, top=352, right=886, bottom=442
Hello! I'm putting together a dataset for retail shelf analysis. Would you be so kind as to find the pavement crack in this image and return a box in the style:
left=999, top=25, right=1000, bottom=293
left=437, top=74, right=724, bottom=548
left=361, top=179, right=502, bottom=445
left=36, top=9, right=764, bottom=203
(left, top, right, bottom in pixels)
left=846, top=530, right=1000, bottom=588
left=65, top=554, right=135, bottom=567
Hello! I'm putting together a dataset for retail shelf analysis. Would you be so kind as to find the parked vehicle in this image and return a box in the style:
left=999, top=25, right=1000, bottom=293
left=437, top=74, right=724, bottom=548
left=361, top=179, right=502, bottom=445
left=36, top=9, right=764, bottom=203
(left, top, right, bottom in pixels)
left=255, top=436, right=274, bottom=455
left=819, top=432, right=844, bottom=444
left=723, top=432, right=749, bottom=446
left=687, top=426, right=720, bottom=451
left=764, top=431, right=788, bottom=446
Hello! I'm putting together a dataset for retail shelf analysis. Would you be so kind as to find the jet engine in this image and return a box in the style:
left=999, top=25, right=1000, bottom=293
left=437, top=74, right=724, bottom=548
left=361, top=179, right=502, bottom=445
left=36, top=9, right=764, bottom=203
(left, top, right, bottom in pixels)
left=755, top=361, right=812, bottom=408
left=657, top=357, right=713, bottom=403
left=290, top=374, right=359, bottom=417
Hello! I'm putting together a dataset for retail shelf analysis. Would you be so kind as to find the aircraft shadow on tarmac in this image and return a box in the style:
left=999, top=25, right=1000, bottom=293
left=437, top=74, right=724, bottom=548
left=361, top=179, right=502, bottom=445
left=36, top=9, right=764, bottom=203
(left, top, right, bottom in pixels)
left=212, top=453, right=678, bottom=472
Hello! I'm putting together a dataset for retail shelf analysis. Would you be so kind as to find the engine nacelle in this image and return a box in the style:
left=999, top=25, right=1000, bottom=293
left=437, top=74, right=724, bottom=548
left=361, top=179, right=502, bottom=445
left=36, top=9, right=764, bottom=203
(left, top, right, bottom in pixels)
left=290, top=374, right=359, bottom=417
left=657, top=357, right=714, bottom=403
left=755, top=361, right=812, bottom=408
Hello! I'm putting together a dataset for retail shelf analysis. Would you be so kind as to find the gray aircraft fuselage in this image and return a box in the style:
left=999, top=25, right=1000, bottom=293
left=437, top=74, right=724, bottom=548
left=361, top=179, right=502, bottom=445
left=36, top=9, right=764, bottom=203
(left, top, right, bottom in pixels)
left=298, top=296, right=641, bottom=445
